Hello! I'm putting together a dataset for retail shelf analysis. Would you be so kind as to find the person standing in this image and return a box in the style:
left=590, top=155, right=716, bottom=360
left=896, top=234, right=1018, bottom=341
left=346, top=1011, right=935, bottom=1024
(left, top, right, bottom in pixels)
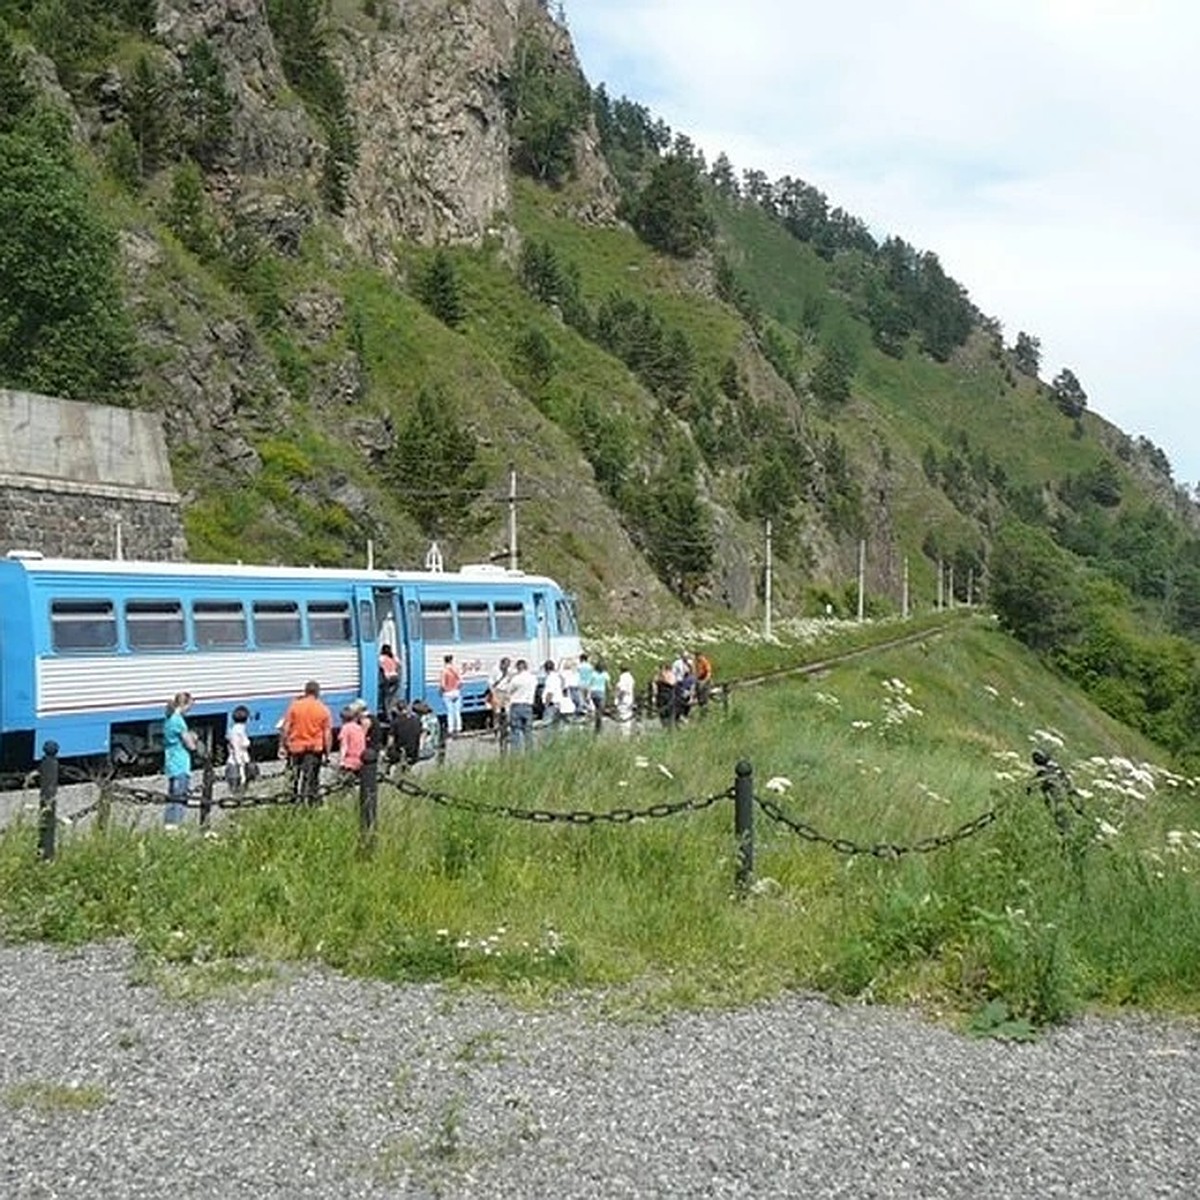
left=540, top=659, right=566, bottom=740
left=387, top=702, right=423, bottom=772
left=378, top=644, right=400, bottom=712
left=577, top=653, right=595, bottom=719
left=615, top=665, right=636, bottom=730
left=163, top=692, right=198, bottom=828
left=589, top=658, right=610, bottom=734
left=225, top=704, right=252, bottom=794
left=694, top=650, right=714, bottom=714
left=487, top=656, right=512, bottom=742
left=281, top=679, right=332, bottom=806
left=337, top=699, right=368, bottom=778
left=440, top=654, right=463, bottom=737
left=507, top=659, right=538, bottom=752
left=655, top=662, right=678, bottom=727
left=561, top=657, right=582, bottom=722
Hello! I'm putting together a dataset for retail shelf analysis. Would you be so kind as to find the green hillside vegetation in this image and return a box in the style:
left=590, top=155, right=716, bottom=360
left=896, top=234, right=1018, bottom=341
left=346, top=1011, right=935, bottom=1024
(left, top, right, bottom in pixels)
left=3, top=622, right=1197, bottom=1029
left=3, top=4, right=1200, bottom=765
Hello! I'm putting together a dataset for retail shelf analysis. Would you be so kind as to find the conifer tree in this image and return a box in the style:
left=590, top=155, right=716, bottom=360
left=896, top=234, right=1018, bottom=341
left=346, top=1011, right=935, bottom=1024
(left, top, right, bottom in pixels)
left=389, top=385, right=486, bottom=540
left=417, top=251, right=465, bottom=329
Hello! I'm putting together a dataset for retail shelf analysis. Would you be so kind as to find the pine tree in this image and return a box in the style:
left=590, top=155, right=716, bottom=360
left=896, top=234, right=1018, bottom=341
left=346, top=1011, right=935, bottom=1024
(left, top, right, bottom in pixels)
left=1051, top=367, right=1087, bottom=418
left=633, top=153, right=714, bottom=258
left=180, top=39, right=233, bottom=168
left=0, top=23, right=34, bottom=134
left=416, top=251, right=465, bottom=329
left=1013, top=331, right=1041, bottom=377
left=389, top=385, right=486, bottom=540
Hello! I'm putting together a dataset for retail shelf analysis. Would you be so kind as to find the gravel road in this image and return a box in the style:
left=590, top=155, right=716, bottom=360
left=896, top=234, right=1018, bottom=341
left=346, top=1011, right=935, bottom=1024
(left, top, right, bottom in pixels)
left=1, top=940, right=1196, bottom=1199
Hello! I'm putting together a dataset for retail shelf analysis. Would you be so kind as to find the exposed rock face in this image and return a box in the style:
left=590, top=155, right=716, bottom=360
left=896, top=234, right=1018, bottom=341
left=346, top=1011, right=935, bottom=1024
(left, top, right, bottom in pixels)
left=155, top=0, right=319, bottom=180
left=337, top=0, right=520, bottom=254
left=337, top=0, right=617, bottom=258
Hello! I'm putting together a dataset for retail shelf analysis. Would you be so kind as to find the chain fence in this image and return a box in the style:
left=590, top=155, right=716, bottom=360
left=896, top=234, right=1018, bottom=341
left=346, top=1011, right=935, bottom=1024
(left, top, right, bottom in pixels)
left=753, top=792, right=1007, bottom=859
left=389, top=773, right=734, bottom=825
left=10, top=734, right=1080, bottom=892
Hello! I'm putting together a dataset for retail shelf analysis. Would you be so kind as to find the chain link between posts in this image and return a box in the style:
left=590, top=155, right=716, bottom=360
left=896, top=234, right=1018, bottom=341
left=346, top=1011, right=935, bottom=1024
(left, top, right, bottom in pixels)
left=389, top=774, right=736, bottom=825
left=753, top=792, right=1007, bottom=858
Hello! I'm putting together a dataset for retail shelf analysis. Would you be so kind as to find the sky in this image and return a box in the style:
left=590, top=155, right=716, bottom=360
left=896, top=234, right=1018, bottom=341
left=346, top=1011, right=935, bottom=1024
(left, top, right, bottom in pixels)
left=566, top=0, right=1200, bottom=488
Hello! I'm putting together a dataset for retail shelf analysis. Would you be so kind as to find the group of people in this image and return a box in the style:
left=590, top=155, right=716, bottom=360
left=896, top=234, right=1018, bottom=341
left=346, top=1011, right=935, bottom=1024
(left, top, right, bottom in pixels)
left=653, top=650, right=714, bottom=726
left=481, top=652, right=644, bottom=750
left=158, top=646, right=716, bottom=825
left=282, top=681, right=444, bottom=795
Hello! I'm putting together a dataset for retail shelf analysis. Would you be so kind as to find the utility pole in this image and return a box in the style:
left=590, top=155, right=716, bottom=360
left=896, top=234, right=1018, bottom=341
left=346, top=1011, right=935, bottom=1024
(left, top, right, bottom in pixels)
left=508, top=462, right=518, bottom=572
left=902, top=555, right=910, bottom=619
left=764, top=519, right=773, bottom=639
left=937, top=557, right=944, bottom=611
left=857, top=538, right=866, bottom=622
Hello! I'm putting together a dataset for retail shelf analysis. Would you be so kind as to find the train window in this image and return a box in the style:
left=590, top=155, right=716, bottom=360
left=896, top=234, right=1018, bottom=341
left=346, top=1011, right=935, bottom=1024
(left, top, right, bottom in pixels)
left=457, top=603, right=491, bottom=641
left=420, top=602, right=454, bottom=642
left=50, top=600, right=117, bottom=652
left=359, top=600, right=376, bottom=642
left=494, top=602, right=526, bottom=639
left=126, top=600, right=185, bottom=650
left=555, top=597, right=578, bottom=636
left=308, top=601, right=353, bottom=644
left=194, top=601, right=246, bottom=648
left=253, top=600, right=302, bottom=646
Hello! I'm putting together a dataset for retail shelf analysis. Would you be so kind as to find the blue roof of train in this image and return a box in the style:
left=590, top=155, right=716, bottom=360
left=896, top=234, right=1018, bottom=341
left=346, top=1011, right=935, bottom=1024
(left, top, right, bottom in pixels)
left=3, top=554, right=558, bottom=587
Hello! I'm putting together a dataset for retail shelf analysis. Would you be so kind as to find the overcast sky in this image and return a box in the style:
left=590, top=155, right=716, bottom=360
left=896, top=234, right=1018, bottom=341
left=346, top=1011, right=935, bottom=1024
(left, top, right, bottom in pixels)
left=567, top=0, right=1199, bottom=488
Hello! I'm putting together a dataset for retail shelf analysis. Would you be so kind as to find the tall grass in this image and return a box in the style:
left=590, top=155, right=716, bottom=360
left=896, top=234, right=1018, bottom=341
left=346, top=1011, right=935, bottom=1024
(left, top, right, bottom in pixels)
left=2, top=624, right=1198, bottom=1026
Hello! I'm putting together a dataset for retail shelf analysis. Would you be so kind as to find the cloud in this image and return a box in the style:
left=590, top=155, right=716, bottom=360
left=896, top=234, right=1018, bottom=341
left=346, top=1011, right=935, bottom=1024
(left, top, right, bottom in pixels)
left=569, top=0, right=1200, bottom=484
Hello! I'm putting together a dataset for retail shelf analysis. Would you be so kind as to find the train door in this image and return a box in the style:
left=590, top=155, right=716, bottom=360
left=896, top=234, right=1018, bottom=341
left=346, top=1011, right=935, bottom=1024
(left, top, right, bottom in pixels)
left=354, top=586, right=383, bottom=712
left=533, top=591, right=550, bottom=666
left=401, top=592, right=426, bottom=704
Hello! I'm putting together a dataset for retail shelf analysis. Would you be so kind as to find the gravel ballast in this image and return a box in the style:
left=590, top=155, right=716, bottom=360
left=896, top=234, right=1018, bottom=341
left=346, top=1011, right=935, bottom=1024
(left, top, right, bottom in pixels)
left=1, top=941, right=1197, bottom=1198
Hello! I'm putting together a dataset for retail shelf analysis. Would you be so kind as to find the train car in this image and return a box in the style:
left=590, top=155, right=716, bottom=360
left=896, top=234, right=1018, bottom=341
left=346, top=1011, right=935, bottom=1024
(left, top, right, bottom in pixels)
left=0, top=551, right=581, bottom=771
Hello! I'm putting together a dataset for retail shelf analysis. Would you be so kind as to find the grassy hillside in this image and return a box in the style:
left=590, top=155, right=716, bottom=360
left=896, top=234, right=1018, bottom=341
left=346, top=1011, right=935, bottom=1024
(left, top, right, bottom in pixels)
left=3, top=619, right=1196, bottom=1027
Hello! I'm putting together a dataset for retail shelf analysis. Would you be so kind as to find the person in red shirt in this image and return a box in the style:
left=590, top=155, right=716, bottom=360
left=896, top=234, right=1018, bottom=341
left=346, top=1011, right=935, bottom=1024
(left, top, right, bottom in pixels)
left=337, top=700, right=368, bottom=776
left=281, top=679, right=332, bottom=805
left=379, top=644, right=400, bottom=711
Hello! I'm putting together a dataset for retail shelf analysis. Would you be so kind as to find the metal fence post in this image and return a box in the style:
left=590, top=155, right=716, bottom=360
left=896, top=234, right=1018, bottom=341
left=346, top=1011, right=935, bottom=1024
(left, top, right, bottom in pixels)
left=734, top=759, right=754, bottom=893
left=37, top=741, right=59, bottom=862
left=358, top=747, right=379, bottom=854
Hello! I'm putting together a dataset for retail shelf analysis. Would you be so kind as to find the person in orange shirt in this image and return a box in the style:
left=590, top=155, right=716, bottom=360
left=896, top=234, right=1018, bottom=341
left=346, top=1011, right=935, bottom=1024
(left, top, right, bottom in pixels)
left=281, top=679, right=332, bottom=806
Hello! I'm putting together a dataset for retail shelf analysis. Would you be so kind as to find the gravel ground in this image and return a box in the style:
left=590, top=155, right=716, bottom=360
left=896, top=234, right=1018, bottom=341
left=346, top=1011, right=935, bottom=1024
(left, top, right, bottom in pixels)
left=1, top=941, right=1197, bottom=1199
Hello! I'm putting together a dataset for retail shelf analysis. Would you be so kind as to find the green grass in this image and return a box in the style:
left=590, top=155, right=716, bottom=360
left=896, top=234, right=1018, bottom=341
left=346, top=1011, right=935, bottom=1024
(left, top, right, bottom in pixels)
left=3, top=1081, right=108, bottom=1114
left=3, top=622, right=1197, bottom=1031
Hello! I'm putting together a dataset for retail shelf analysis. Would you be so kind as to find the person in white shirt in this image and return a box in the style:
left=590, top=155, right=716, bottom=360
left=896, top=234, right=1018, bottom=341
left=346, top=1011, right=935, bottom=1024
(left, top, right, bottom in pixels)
left=615, top=666, right=636, bottom=731
left=540, top=659, right=567, bottom=740
left=507, top=659, right=538, bottom=752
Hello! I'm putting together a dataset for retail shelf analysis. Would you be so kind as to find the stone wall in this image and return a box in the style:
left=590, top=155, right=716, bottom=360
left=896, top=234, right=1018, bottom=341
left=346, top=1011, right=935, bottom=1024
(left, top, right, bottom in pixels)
left=0, top=389, right=187, bottom=561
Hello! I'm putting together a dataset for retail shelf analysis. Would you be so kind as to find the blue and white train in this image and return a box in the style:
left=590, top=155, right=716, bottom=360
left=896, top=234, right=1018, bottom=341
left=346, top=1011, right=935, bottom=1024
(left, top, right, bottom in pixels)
left=0, top=551, right=581, bottom=771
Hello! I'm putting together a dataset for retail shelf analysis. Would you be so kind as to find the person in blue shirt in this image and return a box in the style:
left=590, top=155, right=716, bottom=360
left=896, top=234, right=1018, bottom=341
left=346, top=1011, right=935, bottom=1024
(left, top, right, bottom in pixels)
left=163, top=692, right=198, bottom=828
left=577, top=653, right=595, bottom=720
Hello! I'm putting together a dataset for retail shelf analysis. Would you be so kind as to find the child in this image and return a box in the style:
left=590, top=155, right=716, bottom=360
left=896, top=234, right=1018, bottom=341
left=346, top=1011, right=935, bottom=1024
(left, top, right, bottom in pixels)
left=225, top=704, right=252, bottom=794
